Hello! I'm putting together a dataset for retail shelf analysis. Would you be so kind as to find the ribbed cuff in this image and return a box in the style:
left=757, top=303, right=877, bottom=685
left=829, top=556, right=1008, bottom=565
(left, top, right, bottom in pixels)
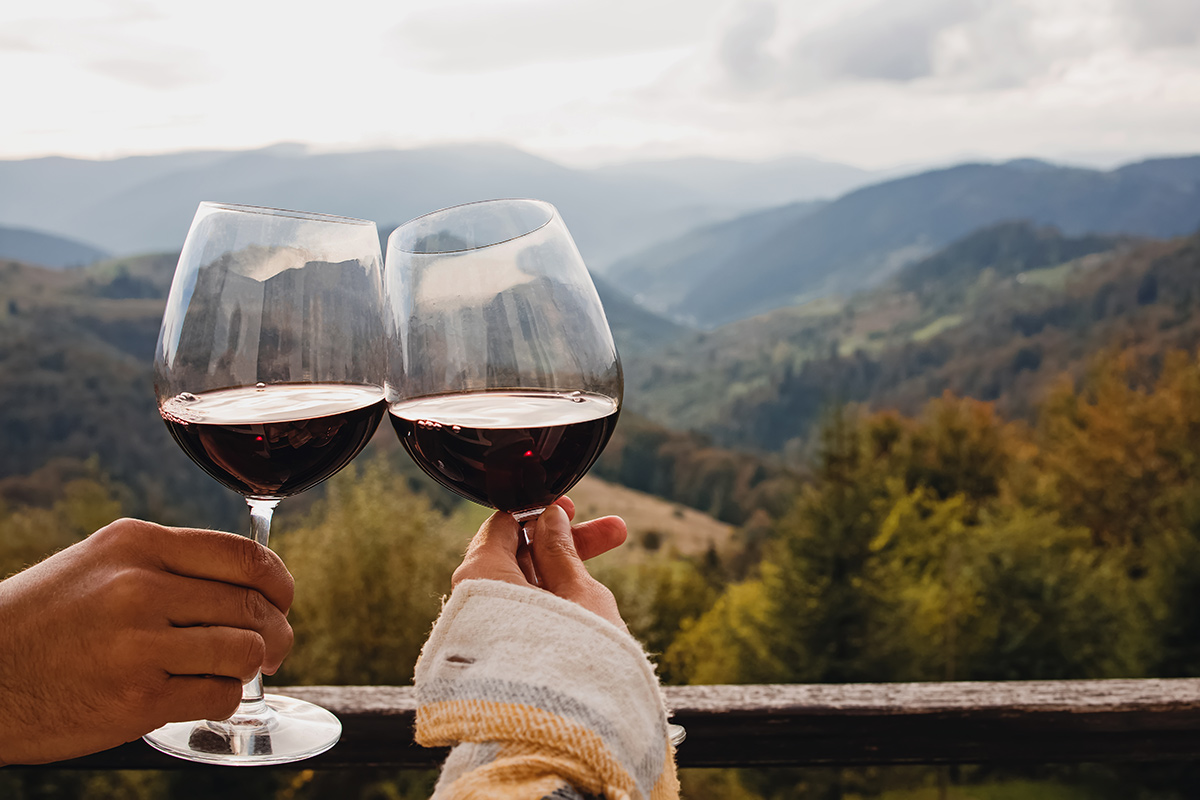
left=415, top=579, right=678, bottom=800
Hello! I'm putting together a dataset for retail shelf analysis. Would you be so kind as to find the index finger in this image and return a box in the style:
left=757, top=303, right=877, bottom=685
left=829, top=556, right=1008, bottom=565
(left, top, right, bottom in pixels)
left=106, top=520, right=295, bottom=614
left=571, top=515, right=628, bottom=561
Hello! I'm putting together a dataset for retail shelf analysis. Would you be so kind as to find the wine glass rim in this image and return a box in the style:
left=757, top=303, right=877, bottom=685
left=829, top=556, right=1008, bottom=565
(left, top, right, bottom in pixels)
left=390, top=197, right=556, bottom=254
left=199, top=201, right=375, bottom=226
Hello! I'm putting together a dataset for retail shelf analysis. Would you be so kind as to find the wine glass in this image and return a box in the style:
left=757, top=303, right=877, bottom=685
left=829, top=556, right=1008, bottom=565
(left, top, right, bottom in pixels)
left=149, top=201, right=387, bottom=765
left=384, top=198, right=684, bottom=746
left=383, top=198, right=622, bottom=538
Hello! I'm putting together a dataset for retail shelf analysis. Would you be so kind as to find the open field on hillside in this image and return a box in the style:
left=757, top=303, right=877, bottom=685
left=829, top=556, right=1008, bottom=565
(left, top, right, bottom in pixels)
left=567, top=475, right=734, bottom=561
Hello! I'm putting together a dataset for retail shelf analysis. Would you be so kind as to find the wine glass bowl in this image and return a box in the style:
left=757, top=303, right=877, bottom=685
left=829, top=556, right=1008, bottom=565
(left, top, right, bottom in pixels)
left=383, top=199, right=622, bottom=525
left=150, top=202, right=387, bottom=765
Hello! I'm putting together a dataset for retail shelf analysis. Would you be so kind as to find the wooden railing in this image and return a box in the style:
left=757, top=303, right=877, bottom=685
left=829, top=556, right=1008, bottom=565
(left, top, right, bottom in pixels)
left=48, top=679, right=1200, bottom=770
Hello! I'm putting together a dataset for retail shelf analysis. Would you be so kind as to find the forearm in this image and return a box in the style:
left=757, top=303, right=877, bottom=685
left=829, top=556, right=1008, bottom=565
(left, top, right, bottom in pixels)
left=414, top=579, right=679, bottom=800
left=0, top=570, right=37, bottom=766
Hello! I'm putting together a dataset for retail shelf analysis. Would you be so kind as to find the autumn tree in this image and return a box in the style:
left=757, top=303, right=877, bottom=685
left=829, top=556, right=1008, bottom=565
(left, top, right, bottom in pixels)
left=274, top=456, right=464, bottom=686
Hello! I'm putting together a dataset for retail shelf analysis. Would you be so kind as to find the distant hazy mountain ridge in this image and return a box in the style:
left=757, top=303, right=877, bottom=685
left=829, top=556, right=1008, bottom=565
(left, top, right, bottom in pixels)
left=0, top=144, right=873, bottom=274
left=0, top=225, right=109, bottom=269
left=3, top=145, right=1198, bottom=335
left=611, top=157, right=1200, bottom=328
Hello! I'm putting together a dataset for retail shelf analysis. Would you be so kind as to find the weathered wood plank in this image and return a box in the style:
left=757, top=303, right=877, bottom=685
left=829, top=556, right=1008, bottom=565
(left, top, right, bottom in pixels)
left=40, top=680, right=1200, bottom=770
left=666, top=680, right=1200, bottom=766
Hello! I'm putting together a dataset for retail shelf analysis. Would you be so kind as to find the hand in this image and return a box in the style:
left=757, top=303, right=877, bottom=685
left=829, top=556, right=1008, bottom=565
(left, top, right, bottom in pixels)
left=451, top=497, right=628, bottom=629
left=0, top=518, right=295, bottom=765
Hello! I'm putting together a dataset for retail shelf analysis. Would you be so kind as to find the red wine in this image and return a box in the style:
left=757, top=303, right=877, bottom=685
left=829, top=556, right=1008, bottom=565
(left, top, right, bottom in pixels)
left=389, top=391, right=619, bottom=515
left=161, top=384, right=386, bottom=499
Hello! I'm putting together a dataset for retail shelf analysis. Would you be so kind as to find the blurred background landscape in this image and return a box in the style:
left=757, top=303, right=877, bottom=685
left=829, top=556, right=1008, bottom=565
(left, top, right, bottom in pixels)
left=3, top=0, right=1200, bottom=797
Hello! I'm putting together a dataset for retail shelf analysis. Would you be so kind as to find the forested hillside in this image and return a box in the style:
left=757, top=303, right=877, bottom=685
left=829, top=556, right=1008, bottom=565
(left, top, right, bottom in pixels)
left=0, top=252, right=765, bottom=534
left=0, top=254, right=242, bottom=529
left=627, top=222, right=1200, bottom=458
left=720, top=232, right=1200, bottom=454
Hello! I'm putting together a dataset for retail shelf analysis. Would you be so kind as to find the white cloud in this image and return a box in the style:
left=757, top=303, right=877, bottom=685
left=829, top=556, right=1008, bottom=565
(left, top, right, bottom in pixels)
left=715, top=1, right=780, bottom=91
left=0, top=0, right=1196, bottom=169
left=691, top=0, right=1200, bottom=102
left=1114, top=0, right=1200, bottom=50
left=391, top=0, right=725, bottom=72
left=86, top=49, right=210, bottom=91
left=0, top=2, right=212, bottom=91
left=792, top=0, right=981, bottom=84
left=702, top=0, right=1072, bottom=95
left=595, top=0, right=1200, bottom=169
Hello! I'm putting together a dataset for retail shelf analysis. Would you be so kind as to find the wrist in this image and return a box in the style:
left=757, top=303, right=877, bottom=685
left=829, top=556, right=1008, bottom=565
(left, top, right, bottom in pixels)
left=415, top=579, right=676, bottom=799
left=416, top=578, right=668, bottom=733
left=0, top=576, right=33, bottom=766
left=0, top=585, right=16, bottom=766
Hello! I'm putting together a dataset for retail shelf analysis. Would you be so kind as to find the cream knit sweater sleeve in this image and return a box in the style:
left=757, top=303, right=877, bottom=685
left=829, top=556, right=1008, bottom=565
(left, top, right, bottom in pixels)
left=414, top=579, right=680, bottom=800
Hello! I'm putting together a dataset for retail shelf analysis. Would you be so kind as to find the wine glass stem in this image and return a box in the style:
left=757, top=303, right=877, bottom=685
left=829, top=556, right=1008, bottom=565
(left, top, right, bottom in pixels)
left=516, top=519, right=541, bottom=588
left=241, top=498, right=280, bottom=715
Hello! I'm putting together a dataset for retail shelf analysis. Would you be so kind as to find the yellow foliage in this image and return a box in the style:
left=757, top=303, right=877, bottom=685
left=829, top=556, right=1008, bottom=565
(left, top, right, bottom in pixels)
left=274, top=456, right=463, bottom=686
left=0, top=477, right=122, bottom=579
left=1039, top=348, right=1200, bottom=549
left=664, top=567, right=785, bottom=684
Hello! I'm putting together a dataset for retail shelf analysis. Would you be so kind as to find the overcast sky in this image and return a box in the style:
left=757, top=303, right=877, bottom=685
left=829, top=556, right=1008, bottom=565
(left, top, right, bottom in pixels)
left=2, top=0, right=1198, bottom=169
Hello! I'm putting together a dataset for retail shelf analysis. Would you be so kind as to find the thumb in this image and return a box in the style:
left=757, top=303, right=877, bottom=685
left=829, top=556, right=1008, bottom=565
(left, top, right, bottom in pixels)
left=452, top=511, right=527, bottom=589
left=530, top=504, right=588, bottom=594
left=531, top=505, right=626, bottom=629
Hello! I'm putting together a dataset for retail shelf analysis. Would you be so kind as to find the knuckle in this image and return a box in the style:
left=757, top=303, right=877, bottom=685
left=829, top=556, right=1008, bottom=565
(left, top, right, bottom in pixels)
left=91, top=517, right=146, bottom=549
left=241, top=631, right=267, bottom=677
left=209, top=678, right=243, bottom=720
left=278, top=566, right=296, bottom=609
left=240, top=589, right=268, bottom=625
left=541, top=535, right=578, bottom=561
left=263, top=622, right=295, bottom=675
left=101, top=566, right=151, bottom=617
left=119, top=669, right=167, bottom=710
left=236, top=541, right=292, bottom=608
left=238, top=539, right=276, bottom=582
left=274, top=620, right=295, bottom=658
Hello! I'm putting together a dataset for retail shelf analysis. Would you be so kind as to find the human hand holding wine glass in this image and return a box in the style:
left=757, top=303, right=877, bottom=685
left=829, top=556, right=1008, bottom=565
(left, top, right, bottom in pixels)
left=383, top=199, right=622, bottom=559
left=385, top=199, right=683, bottom=748
left=150, top=202, right=387, bottom=765
left=452, top=500, right=628, bottom=630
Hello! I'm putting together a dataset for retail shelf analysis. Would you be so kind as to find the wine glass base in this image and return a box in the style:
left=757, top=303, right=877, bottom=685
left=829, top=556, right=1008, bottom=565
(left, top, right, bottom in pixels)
left=143, top=694, right=341, bottom=766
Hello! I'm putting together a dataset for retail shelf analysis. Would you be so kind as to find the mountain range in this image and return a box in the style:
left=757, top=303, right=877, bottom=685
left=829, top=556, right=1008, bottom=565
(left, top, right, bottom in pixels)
left=4, top=145, right=1199, bottom=335
left=0, top=225, right=109, bottom=269
left=609, top=156, right=1200, bottom=327
left=0, top=143, right=880, bottom=274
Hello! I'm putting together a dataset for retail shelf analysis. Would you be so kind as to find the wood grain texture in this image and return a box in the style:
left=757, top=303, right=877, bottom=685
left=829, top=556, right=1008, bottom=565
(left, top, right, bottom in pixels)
left=39, top=680, right=1200, bottom=770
